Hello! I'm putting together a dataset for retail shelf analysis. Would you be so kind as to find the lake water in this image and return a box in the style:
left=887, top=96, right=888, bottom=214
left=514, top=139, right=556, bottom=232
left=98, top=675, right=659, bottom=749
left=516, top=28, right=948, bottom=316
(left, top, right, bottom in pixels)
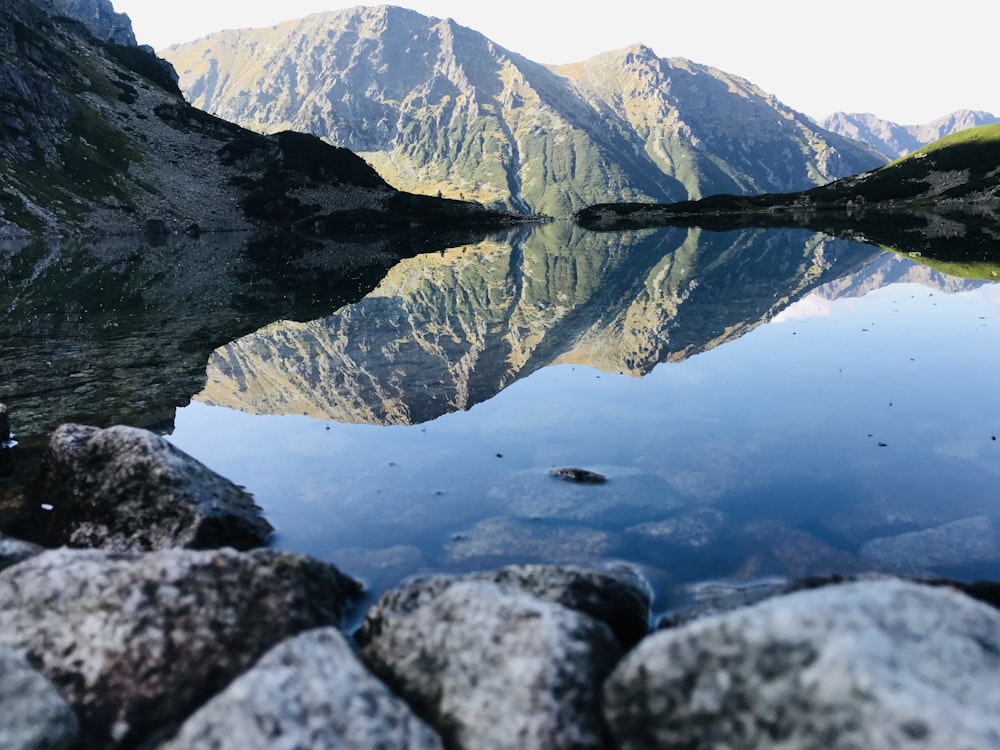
left=3, top=224, right=999, bottom=614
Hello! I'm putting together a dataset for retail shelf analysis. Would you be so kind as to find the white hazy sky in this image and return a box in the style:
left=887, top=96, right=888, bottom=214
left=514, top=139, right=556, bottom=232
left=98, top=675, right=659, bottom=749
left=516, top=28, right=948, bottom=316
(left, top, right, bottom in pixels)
left=112, top=1, right=994, bottom=125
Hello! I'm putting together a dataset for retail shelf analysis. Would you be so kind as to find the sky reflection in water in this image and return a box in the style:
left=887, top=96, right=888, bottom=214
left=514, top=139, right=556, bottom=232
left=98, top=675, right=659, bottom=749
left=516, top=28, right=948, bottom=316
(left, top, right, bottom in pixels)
left=169, top=259, right=1000, bottom=611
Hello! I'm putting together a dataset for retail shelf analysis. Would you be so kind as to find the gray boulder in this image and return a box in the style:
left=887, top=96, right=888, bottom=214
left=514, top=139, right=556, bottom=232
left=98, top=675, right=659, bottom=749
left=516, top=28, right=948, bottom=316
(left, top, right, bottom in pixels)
left=161, top=627, right=443, bottom=750
left=35, top=423, right=273, bottom=551
left=0, top=533, right=43, bottom=572
left=357, top=564, right=651, bottom=649
left=604, top=579, right=1000, bottom=749
left=0, top=647, right=78, bottom=750
left=0, top=547, right=361, bottom=748
left=360, top=580, right=621, bottom=750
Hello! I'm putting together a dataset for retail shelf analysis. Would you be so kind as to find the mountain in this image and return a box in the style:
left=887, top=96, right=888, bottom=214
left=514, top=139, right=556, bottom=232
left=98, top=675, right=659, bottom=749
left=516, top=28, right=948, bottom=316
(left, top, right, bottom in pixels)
left=195, top=224, right=883, bottom=426
left=0, top=0, right=509, bottom=237
left=160, top=5, right=885, bottom=217
left=819, top=109, right=1000, bottom=160
left=34, top=0, right=136, bottom=45
left=576, top=123, right=1000, bottom=265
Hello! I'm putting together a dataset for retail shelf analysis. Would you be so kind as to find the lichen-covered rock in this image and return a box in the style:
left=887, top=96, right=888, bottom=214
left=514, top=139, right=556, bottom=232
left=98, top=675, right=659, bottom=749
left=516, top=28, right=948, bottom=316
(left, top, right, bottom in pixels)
left=360, top=581, right=621, bottom=750
left=605, top=579, right=1000, bottom=749
left=0, top=533, right=43, bottom=572
left=161, top=627, right=443, bottom=750
left=0, top=647, right=78, bottom=750
left=357, top=564, right=650, bottom=649
left=0, top=547, right=362, bottom=748
left=35, top=423, right=273, bottom=551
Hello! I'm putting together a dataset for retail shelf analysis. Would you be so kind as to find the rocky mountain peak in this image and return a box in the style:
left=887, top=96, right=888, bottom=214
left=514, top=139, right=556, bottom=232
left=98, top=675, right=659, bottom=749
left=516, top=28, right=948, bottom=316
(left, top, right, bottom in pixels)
left=31, top=0, right=136, bottom=45
left=819, top=109, right=1000, bottom=159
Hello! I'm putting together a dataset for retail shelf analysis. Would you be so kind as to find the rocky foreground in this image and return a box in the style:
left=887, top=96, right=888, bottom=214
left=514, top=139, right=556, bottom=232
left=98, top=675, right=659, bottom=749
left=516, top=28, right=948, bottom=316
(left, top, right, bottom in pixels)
left=3, top=420, right=1000, bottom=749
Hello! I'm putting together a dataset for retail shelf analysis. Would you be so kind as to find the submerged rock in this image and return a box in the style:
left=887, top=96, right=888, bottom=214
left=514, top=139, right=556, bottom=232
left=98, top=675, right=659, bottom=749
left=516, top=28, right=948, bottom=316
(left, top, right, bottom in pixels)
left=34, top=423, right=273, bottom=551
left=162, top=627, right=443, bottom=750
left=0, top=547, right=361, bottom=748
left=626, top=507, right=727, bottom=549
left=0, top=647, right=78, bottom=750
left=605, top=579, right=1000, bottom=749
left=360, top=580, right=621, bottom=750
left=860, top=514, right=1000, bottom=568
left=443, top=516, right=619, bottom=565
left=357, top=563, right=651, bottom=649
left=0, top=533, right=43, bottom=572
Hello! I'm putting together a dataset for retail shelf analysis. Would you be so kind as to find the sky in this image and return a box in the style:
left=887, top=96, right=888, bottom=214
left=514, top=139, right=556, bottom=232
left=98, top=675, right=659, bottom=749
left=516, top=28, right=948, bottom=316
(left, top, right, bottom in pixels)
left=112, top=1, right=994, bottom=125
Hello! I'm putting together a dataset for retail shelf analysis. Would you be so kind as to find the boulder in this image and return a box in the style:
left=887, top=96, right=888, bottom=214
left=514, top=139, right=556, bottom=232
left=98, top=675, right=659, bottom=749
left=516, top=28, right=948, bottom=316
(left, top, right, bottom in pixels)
left=34, top=423, right=273, bottom=551
left=360, top=581, right=621, bottom=750
left=0, top=647, right=78, bottom=750
left=604, top=579, right=1000, bottom=749
left=161, top=627, right=443, bottom=750
left=0, top=547, right=361, bottom=748
left=357, top=564, right=651, bottom=649
left=0, top=533, right=43, bottom=572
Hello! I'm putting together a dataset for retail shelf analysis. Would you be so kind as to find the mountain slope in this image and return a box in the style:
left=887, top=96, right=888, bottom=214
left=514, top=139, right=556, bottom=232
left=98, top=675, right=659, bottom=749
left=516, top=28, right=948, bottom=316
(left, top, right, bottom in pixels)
left=0, top=0, right=506, bottom=236
left=161, top=6, right=885, bottom=217
left=553, top=47, right=882, bottom=200
left=576, top=124, right=1000, bottom=264
left=819, top=109, right=1000, bottom=160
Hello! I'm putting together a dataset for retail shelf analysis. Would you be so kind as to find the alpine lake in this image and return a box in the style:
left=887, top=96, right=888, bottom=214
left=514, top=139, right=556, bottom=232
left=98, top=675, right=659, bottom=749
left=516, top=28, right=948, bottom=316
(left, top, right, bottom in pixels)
left=2, top=221, right=998, bottom=617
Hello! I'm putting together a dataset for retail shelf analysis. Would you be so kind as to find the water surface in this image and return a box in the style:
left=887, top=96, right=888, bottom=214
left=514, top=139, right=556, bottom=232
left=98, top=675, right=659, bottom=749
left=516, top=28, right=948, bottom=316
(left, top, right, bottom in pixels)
left=3, top=224, right=998, bottom=613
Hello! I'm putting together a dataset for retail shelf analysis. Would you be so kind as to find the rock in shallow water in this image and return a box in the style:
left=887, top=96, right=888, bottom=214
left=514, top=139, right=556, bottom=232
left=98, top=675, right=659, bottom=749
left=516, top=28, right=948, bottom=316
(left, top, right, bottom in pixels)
left=161, top=627, right=443, bottom=750
left=443, top=516, right=619, bottom=565
left=0, top=547, right=361, bottom=748
left=361, top=580, right=622, bottom=750
left=0, top=647, right=78, bottom=750
left=604, top=579, right=1000, bottom=749
left=0, top=532, right=43, bottom=572
left=34, top=423, right=273, bottom=551
left=860, top=514, right=1000, bottom=568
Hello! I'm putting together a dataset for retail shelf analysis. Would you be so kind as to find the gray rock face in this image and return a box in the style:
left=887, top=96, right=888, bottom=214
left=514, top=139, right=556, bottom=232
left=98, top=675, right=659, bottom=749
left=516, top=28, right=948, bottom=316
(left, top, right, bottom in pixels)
left=361, top=581, right=622, bottom=750
left=0, top=647, right=78, bottom=750
left=35, top=423, right=273, bottom=551
left=0, top=533, right=43, bottom=572
left=0, top=547, right=361, bottom=748
left=358, top=564, right=650, bottom=649
left=32, top=0, right=136, bottom=45
left=162, top=627, right=443, bottom=750
left=605, top=579, right=1000, bottom=749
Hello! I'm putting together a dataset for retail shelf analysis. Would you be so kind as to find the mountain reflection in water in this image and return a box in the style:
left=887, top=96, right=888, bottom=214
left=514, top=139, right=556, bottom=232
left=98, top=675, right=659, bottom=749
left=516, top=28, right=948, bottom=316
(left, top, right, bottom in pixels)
left=167, top=224, right=999, bottom=611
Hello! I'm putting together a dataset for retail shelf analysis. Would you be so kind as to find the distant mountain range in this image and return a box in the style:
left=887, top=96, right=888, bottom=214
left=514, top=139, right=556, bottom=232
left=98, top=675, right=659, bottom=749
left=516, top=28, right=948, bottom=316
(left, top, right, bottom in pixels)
left=161, top=6, right=885, bottom=217
left=819, top=110, right=1000, bottom=160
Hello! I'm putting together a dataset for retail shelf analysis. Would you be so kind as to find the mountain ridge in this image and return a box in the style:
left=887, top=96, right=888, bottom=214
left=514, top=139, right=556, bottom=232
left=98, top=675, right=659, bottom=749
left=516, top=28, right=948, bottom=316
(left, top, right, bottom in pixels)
left=819, top=109, right=1000, bottom=160
left=161, top=6, right=885, bottom=217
